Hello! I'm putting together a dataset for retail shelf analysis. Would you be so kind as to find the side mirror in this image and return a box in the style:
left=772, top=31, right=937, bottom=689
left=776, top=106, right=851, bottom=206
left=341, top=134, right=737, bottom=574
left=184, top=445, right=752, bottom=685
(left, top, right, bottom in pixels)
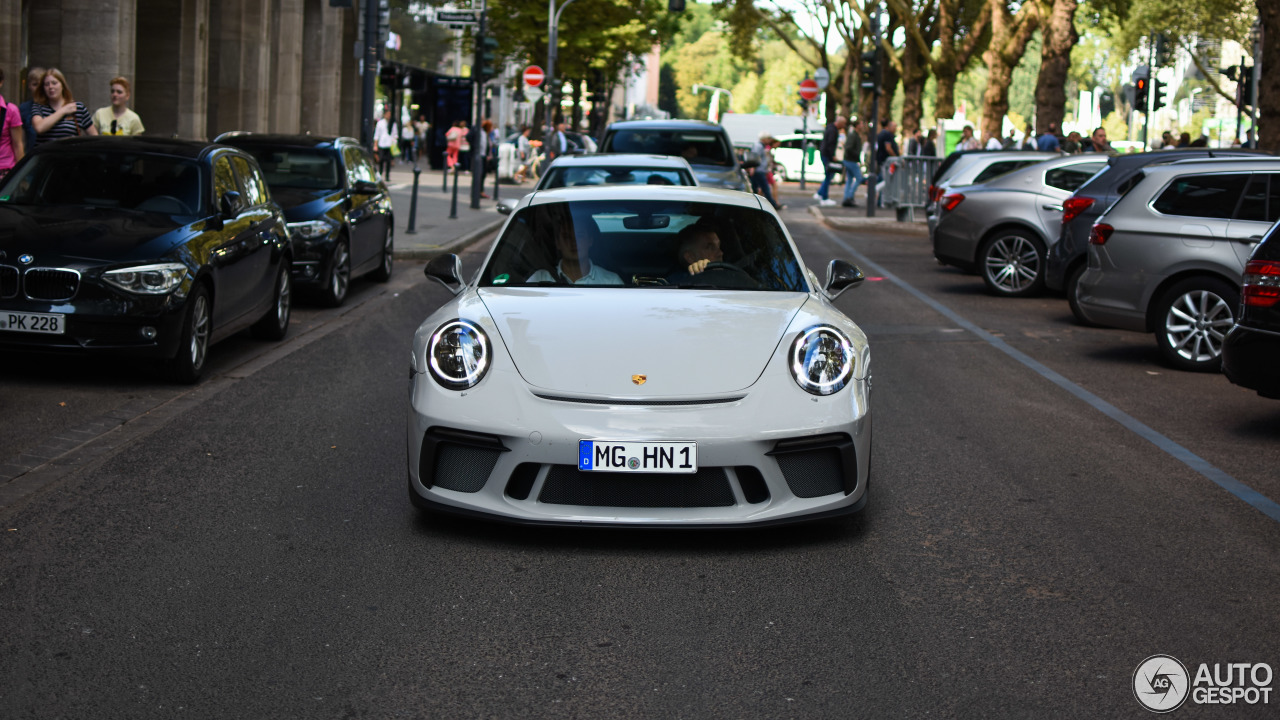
left=424, top=253, right=464, bottom=295
left=741, top=151, right=761, bottom=170
left=219, top=191, right=242, bottom=218
left=823, top=259, right=865, bottom=300
left=496, top=200, right=513, bottom=216
left=353, top=180, right=380, bottom=195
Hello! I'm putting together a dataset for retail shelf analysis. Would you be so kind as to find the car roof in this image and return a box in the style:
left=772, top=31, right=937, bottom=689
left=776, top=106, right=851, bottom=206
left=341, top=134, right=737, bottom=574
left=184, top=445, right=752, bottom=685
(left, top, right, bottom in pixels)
left=32, top=135, right=222, bottom=160
left=1134, top=158, right=1280, bottom=179
left=542, top=153, right=694, bottom=169
left=527, top=185, right=763, bottom=209
left=605, top=120, right=727, bottom=132
left=1075, top=149, right=1272, bottom=195
left=214, top=132, right=353, bottom=149
left=938, top=151, right=1057, bottom=182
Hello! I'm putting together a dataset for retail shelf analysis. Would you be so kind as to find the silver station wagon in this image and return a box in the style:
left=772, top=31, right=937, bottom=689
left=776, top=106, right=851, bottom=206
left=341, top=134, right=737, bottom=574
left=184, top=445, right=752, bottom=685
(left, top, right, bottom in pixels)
left=1076, top=158, right=1280, bottom=371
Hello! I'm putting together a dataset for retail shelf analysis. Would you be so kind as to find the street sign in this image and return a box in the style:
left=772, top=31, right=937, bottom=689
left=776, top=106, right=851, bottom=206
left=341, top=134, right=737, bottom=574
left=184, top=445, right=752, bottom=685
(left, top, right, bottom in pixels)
left=798, top=78, right=820, bottom=101
left=523, top=65, right=545, bottom=87
left=814, top=68, right=830, bottom=90
left=524, top=87, right=544, bottom=104
left=435, top=9, right=479, bottom=23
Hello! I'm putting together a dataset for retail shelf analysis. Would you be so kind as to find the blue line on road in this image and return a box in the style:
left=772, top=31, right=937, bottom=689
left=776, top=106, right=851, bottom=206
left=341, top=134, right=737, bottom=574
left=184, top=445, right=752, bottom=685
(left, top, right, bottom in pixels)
left=818, top=224, right=1280, bottom=525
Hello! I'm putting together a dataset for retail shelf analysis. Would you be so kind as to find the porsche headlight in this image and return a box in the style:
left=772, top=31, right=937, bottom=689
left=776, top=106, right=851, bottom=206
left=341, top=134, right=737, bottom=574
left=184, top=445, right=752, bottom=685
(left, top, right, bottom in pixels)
left=428, top=319, right=490, bottom=389
left=287, top=219, right=336, bottom=240
left=789, top=325, right=854, bottom=395
left=102, top=263, right=189, bottom=295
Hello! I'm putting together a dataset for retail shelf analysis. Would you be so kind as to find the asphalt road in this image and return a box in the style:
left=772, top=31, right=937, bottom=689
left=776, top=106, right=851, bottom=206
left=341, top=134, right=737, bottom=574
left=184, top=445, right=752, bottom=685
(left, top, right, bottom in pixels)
left=1, top=209, right=1278, bottom=718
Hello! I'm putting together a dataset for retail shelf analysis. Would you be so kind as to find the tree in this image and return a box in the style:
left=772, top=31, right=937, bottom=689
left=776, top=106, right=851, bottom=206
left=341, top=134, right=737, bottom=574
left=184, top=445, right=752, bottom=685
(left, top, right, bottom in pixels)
left=979, top=0, right=1040, bottom=137
left=1033, top=0, right=1080, bottom=134
left=1260, top=0, right=1278, bottom=151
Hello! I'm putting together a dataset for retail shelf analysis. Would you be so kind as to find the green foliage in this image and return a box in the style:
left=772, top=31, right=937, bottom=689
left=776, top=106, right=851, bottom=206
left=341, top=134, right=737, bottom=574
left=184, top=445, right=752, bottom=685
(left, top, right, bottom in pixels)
left=1111, top=0, right=1256, bottom=55
left=386, top=0, right=454, bottom=70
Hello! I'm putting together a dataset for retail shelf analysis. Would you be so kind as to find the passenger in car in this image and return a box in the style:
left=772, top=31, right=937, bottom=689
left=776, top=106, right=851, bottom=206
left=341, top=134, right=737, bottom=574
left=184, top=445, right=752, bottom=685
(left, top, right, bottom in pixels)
left=526, top=221, right=623, bottom=285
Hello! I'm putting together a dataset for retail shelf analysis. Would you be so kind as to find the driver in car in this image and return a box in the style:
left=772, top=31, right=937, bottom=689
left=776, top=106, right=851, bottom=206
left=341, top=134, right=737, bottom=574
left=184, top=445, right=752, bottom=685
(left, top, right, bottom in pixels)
left=527, top=222, right=623, bottom=285
left=677, top=222, right=724, bottom=276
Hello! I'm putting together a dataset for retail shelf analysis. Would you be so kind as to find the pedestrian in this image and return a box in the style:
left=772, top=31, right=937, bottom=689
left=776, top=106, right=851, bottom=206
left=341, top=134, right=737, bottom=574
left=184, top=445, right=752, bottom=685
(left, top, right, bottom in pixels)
left=841, top=119, right=866, bottom=208
left=92, top=76, right=145, bottom=136
left=1176, top=132, right=1191, bottom=148
left=413, top=114, right=428, bottom=163
left=1157, top=131, right=1174, bottom=150
left=956, top=125, right=980, bottom=151
left=399, top=119, right=415, bottom=164
left=1244, top=129, right=1257, bottom=149
left=514, top=126, right=533, bottom=183
left=748, top=133, right=781, bottom=210
left=1061, top=131, right=1082, bottom=154
left=1020, top=124, right=1037, bottom=150
left=876, top=119, right=900, bottom=165
left=445, top=120, right=466, bottom=170
left=0, top=68, right=26, bottom=180
left=1083, top=126, right=1112, bottom=153
left=922, top=129, right=938, bottom=157
left=813, top=115, right=844, bottom=206
left=476, top=118, right=497, bottom=198
left=548, top=120, right=570, bottom=162
left=983, top=131, right=1003, bottom=150
left=906, top=128, right=925, bottom=156
left=18, top=66, right=44, bottom=152
left=31, top=68, right=97, bottom=143
left=373, top=108, right=396, bottom=180
left=1036, top=121, right=1060, bottom=152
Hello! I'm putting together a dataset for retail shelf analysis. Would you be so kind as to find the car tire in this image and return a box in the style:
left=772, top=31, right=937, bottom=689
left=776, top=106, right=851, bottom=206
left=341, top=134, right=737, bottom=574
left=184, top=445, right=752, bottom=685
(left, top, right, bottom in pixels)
left=369, top=224, right=394, bottom=283
left=251, top=264, right=292, bottom=341
left=168, top=284, right=212, bottom=384
left=979, top=230, right=1046, bottom=297
left=320, top=238, right=351, bottom=308
left=1065, top=263, right=1100, bottom=326
left=1153, top=277, right=1238, bottom=372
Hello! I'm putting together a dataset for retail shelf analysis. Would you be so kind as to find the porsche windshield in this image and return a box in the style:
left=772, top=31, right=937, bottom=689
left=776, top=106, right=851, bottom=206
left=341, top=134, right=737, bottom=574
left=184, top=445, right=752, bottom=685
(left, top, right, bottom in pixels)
left=0, top=152, right=205, bottom=215
left=481, top=200, right=808, bottom=292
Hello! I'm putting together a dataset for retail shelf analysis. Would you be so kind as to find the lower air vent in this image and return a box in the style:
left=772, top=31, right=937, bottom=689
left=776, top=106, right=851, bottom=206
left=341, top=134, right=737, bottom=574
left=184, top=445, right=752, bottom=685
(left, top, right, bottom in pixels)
left=539, top=465, right=735, bottom=508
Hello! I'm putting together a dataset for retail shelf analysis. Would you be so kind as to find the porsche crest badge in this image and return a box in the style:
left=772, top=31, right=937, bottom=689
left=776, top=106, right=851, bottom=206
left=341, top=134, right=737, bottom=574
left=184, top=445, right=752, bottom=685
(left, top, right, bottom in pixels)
left=631, top=374, right=647, bottom=386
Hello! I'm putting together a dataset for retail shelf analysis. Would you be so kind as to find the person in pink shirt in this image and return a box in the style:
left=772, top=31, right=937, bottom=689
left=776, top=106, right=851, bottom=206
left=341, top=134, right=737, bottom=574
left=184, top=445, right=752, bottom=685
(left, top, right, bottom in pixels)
left=0, top=67, right=26, bottom=179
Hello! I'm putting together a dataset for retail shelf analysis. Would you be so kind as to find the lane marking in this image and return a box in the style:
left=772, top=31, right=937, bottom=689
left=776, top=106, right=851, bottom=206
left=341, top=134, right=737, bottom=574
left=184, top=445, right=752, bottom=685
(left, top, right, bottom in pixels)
left=816, top=223, right=1280, bottom=525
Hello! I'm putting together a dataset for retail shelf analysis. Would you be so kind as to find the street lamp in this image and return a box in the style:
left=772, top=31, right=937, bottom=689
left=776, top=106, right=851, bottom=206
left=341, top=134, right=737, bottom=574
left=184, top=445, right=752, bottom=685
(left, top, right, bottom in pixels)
left=692, top=84, right=733, bottom=122
left=545, top=0, right=579, bottom=146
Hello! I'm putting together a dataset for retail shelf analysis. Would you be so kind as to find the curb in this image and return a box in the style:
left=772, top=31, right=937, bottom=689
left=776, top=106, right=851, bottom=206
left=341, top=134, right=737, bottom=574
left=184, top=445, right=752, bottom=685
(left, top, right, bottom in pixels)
left=393, top=217, right=506, bottom=260
left=807, top=205, right=929, bottom=236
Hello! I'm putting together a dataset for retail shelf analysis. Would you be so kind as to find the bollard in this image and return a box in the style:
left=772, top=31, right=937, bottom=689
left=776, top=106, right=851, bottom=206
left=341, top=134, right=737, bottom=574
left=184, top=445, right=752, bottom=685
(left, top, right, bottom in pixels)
left=443, top=162, right=449, bottom=192
left=449, top=166, right=459, bottom=220
left=494, top=160, right=500, bottom=203
left=405, top=165, right=421, bottom=234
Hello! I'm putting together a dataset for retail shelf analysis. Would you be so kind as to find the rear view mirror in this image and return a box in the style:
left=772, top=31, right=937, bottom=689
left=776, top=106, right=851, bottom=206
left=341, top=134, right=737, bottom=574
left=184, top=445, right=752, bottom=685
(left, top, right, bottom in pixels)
left=823, top=259, right=865, bottom=300
left=425, top=253, right=464, bottom=295
left=622, top=214, right=670, bottom=230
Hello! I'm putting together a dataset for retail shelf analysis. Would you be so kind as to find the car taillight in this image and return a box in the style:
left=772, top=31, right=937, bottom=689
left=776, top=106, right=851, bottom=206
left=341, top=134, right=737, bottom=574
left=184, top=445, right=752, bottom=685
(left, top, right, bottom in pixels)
left=1088, top=223, right=1114, bottom=245
left=940, top=193, right=964, bottom=212
left=1243, top=260, right=1280, bottom=308
left=928, top=185, right=942, bottom=202
left=1061, top=196, right=1095, bottom=224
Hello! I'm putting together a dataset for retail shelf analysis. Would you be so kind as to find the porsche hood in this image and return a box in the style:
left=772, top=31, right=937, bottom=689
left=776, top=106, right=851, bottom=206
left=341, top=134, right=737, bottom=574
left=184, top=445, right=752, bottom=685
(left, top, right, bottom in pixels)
left=479, top=288, right=807, bottom=396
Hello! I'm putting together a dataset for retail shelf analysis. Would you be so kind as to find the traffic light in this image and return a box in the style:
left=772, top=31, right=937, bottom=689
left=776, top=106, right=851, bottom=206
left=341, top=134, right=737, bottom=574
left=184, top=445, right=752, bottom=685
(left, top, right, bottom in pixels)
left=474, top=35, right=499, bottom=81
left=668, top=0, right=685, bottom=10
left=1240, top=67, right=1255, bottom=107
left=1154, top=34, right=1172, bottom=67
left=1134, top=77, right=1149, bottom=113
left=1151, top=80, right=1166, bottom=111
left=860, top=50, right=879, bottom=91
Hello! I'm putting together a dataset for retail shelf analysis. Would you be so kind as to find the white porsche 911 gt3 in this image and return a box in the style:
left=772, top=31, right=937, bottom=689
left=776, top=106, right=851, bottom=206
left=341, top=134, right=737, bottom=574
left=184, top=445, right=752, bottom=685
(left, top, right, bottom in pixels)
left=407, top=186, right=871, bottom=527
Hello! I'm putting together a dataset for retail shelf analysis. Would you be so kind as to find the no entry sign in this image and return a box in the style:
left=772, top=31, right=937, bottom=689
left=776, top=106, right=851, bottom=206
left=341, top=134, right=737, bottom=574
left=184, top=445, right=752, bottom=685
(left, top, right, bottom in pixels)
left=798, top=78, right=820, bottom=101
left=523, top=66, right=545, bottom=87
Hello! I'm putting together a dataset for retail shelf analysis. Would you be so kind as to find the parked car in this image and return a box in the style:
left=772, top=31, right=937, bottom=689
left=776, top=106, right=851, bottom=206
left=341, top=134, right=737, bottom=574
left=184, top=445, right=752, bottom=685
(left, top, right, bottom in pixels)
left=0, top=136, right=292, bottom=382
left=1044, top=149, right=1268, bottom=324
left=495, top=154, right=698, bottom=215
left=1076, top=159, right=1280, bottom=371
left=925, top=150, right=1057, bottom=235
left=932, top=154, right=1108, bottom=296
left=217, top=133, right=394, bottom=307
left=770, top=133, right=840, bottom=184
left=1223, top=223, right=1280, bottom=398
left=408, top=185, right=871, bottom=526
left=598, top=120, right=749, bottom=191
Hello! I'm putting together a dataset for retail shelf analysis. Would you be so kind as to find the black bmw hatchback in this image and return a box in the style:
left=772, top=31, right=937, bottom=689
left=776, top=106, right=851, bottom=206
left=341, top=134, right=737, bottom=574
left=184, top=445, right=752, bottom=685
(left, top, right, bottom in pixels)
left=0, top=137, right=292, bottom=383
left=216, top=133, right=394, bottom=306
left=1223, top=222, right=1280, bottom=399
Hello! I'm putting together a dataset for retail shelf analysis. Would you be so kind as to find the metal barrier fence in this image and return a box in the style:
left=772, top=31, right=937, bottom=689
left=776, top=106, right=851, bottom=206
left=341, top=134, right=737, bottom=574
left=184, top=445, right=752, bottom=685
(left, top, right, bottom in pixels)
left=881, top=155, right=943, bottom=221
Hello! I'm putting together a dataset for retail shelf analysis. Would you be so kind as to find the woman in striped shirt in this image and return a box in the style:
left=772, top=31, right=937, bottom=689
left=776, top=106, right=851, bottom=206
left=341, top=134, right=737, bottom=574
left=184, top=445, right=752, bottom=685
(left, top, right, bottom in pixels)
left=31, top=68, right=96, bottom=145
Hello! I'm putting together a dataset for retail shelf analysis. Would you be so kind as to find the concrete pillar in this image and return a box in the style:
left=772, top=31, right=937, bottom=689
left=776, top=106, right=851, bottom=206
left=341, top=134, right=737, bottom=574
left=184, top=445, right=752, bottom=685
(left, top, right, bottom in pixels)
left=23, top=0, right=136, bottom=112
left=208, top=0, right=271, bottom=137
left=301, top=0, right=344, bottom=136
left=136, top=0, right=209, bottom=139
left=269, top=0, right=304, bottom=132
left=0, top=0, right=23, bottom=95
left=338, top=5, right=361, bottom=139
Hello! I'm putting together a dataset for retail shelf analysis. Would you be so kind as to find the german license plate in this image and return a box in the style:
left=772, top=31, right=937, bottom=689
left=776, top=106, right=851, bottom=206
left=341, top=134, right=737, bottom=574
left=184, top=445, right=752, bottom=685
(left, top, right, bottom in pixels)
left=0, top=312, right=66, bottom=335
left=578, top=440, right=697, bottom=474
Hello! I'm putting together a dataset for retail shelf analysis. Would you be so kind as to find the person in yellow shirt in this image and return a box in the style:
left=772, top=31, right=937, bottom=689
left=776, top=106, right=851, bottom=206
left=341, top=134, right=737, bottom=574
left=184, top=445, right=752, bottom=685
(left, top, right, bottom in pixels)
left=92, top=76, right=145, bottom=136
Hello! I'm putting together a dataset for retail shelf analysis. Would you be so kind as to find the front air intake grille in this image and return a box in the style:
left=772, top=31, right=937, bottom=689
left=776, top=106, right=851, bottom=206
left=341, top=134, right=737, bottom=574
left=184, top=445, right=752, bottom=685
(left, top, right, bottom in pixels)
left=774, top=448, right=844, bottom=498
left=433, top=443, right=501, bottom=493
left=534, top=393, right=745, bottom=406
left=0, top=266, right=18, bottom=298
left=24, top=268, right=80, bottom=301
left=539, top=465, right=735, bottom=508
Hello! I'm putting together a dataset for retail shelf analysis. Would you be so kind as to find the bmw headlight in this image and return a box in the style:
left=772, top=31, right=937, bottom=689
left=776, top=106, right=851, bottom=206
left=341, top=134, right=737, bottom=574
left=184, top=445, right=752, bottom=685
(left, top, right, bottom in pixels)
left=428, top=319, right=490, bottom=389
left=287, top=219, right=336, bottom=240
left=102, top=263, right=189, bottom=295
left=789, top=325, right=854, bottom=395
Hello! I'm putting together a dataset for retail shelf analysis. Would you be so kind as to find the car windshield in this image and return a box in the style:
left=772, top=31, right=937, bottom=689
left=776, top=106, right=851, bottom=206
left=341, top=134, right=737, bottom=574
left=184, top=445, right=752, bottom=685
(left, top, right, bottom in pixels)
left=538, top=166, right=694, bottom=189
left=481, top=199, right=807, bottom=291
left=604, top=130, right=734, bottom=167
left=0, top=151, right=205, bottom=215
left=239, top=148, right=342, bottom=190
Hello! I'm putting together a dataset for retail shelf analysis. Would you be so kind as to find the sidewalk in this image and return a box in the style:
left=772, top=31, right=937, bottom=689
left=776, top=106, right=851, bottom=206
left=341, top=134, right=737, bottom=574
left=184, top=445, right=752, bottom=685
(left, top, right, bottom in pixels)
left=774, top=182, right=928, bottom=236
left=382, top=162, right=517, bottom=260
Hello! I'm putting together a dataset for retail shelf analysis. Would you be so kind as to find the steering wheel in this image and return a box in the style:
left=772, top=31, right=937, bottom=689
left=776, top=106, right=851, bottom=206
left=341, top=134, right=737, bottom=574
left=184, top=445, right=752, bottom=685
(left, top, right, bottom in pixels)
left=694, top=262, right=761, bottom=289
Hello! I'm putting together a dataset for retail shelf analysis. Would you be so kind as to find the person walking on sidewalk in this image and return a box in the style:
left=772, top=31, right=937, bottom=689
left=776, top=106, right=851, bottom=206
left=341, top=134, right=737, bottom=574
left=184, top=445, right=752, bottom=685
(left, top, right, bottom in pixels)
left=0, top=68, right=25, bottom=180
left=18, top=66, right=43, bottom=152
left=31, top=68, right=97, bottom=143
left=813, top=115, right=844, bottom=206
left=373, top=109, right=396, bottom=180
left=841, top=119, right=866, bottom=208
left=92, top=76, right=145, bottom=136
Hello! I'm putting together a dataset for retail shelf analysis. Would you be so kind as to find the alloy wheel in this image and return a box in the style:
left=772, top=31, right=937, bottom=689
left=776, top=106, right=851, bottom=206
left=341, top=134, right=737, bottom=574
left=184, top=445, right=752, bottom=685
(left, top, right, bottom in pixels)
left=983, top=234, right=1042, bottom=295
left=1163, top=289, right=1233, bottom=364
